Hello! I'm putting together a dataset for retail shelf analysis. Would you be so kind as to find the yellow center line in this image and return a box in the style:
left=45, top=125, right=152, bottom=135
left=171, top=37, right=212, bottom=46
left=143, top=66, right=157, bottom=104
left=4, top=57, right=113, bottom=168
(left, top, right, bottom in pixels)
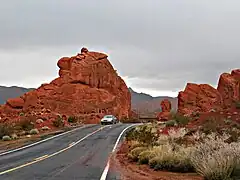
left=0, top=126, right=108, bottom=176
left=34, top=155, right=49, bottom=161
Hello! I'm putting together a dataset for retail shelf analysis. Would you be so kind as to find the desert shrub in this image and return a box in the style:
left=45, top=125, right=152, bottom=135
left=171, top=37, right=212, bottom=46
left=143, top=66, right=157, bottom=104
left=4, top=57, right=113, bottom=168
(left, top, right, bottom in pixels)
left=0, top=123, right=14, bottom=138
left=168, top=128, right=188, bottom=140
left=128, top=147, right=148, bottom=162
left=18, top=118, right=34, bottom=131
left=125, top=125, right=158, bottom=146
left=167, top=128, right=190, bottom=145
left=173, top=113, right=190, bottom=126
left=224, top=118, right=232, bottom=125
left=225, top=128, right=240, bottom=143
left=52, top=115, right=64, bottom=127
left=68, top=116, right=78, bottom=123
left=11, top=133, right=18, bottom=140
left=157, top=134, right=169, bottom=145
left=192, top=111, right=200, bottom=117
left=19, top=112, right=25, bottom=116
left=2, top=135, right=11, bottom=141
left=190, top=133, right=240, bottom=180
left=165, top=120, right=177, bottom=127
left=128, top=140, right=146, bottom=151
left=148, top=144, right=194, bottom=172
left=201, top=117, right=220, bottom=134
left=138, top=150, right=156, bottom=164
left=232, top=122, right=240, bottom=130
left=29, top=128, right=39, bottom=135
left=236, top=102, right=240, bottom=109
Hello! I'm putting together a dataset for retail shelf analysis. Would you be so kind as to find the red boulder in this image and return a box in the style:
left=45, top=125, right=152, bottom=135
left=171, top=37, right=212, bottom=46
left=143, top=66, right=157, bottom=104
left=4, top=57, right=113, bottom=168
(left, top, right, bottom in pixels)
left=6, top=97, right=25, bottom=109
left=157, top=99, right=172, bottom=121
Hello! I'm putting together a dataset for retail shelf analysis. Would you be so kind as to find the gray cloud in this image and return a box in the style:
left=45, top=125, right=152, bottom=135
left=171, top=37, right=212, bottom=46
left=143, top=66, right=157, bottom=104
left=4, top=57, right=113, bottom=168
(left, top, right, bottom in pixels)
left=0, top=0, right=240, bottom=96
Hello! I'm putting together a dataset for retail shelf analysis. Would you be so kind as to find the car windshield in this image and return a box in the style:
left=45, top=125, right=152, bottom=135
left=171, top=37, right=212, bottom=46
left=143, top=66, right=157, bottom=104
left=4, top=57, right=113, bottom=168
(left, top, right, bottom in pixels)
left=104, top=115, right=113, bottom=118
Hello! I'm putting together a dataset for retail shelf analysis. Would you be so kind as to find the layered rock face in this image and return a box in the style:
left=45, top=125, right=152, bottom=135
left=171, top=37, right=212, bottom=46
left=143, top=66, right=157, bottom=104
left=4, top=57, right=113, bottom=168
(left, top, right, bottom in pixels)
left=157, top=99, right=172, bottom=121
left=0, top=48, right=131, bottom=124
left=178, top=69, right=240, bottom=116
left=217, top=69, right=240, bottom=109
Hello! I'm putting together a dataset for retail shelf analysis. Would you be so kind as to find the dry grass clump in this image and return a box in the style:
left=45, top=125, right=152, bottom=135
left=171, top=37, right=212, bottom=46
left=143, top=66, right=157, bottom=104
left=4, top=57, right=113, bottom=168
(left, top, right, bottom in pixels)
left=190, top=133, right=240, bottom=180
left=127, top=142, right=194, bottom=173
left=125, top=124, right=240, bottom=179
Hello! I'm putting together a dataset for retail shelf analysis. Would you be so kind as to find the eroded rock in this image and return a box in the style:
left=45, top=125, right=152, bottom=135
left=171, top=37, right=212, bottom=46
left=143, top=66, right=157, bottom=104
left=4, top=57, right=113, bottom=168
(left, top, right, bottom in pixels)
left=0, top=48, right=131, bottom=124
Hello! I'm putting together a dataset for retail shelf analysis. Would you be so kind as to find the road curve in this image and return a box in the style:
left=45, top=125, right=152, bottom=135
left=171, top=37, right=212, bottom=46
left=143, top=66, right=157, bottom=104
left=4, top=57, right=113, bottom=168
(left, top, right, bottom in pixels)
left=0, top=123, right=134, bottom=180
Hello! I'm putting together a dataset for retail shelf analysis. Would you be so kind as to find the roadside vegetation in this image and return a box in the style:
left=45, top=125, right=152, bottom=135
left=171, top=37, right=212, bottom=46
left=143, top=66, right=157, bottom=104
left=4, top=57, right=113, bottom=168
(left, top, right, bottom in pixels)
left=0, top=113, right=83, bottom=142
left=125, top=119, right=240, bottom=180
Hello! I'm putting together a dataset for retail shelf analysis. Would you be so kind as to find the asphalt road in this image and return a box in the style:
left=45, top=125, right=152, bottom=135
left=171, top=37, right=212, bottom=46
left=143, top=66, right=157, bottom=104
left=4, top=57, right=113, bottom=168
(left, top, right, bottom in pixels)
left=0, top=123, right=134, bottom=180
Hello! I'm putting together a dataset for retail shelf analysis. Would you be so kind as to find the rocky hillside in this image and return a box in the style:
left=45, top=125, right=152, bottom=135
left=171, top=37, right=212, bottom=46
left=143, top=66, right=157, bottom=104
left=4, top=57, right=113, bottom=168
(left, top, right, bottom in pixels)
left=129, top=88, right=177, bottom=115
left=178, top=69, right=240, bottom=116
left=0, top=47, right=131, bottom=124
left=0, top=86, right=34, bottom=104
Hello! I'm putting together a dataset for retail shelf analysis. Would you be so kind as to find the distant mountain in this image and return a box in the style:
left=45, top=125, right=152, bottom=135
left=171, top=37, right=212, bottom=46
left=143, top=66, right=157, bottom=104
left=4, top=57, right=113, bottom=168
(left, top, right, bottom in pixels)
left=129, top=88, right=178, bottom=115
left=0, top=86, right=34, bottom=104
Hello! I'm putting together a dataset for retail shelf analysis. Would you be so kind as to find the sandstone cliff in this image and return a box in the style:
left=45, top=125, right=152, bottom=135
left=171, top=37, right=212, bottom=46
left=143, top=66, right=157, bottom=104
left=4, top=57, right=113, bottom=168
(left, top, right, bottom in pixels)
left=0, top=48, right=131, bottom=124
left=178, top=69, right=240, bottom=116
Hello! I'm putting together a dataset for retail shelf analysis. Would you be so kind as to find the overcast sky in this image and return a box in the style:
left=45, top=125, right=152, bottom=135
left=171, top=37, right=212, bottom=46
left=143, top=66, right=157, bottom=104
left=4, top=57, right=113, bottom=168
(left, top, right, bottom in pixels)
left=0, top=0, right=240, bottom=97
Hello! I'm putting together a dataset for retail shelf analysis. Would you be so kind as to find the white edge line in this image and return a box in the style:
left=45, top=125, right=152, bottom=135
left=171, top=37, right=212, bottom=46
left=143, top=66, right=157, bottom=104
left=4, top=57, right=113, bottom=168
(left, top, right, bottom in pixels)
left=100, top=124, right=138, bottom=180
left=0, top=125, right=93, bottom=156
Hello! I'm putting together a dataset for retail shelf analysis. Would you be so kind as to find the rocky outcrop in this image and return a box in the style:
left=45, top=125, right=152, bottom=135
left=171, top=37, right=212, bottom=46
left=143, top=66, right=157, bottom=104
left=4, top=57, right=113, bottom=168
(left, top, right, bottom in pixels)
left=157, top=99, right=172, bottom=121
left=217, top=69, right=240, bottom=109
left=6, top=97, right=25, bottom=109
left=178, top=69, right=240, bottom=116
left=0, top=48, right=131, bottom=124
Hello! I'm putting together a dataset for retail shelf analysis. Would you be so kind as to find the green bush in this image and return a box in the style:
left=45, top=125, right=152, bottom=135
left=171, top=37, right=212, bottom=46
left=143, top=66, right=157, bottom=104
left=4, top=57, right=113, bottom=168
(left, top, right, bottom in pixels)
left=18, top=118, right=34, bottom=131
left=173, top=113, right=190, bottom=126
left=29, top=129, right=39, bottom=135
left=128, top=147, right=148, bottom=162
left=201, top=117, right=220, bottom=134
left=52, top=115, right=64, bottom=127
left=147, top=145, right=194, bottom=173
left=165, top=120, right=177, bottom=127
left=2, top=135, right=11, bottom=141
left=125, top=125, right=158, bottom=146
left=19, top=112, right=25, bottom=116
left=138, top=150, right=155, bottom=164
left=68, top=116, right=78, bottom=123
left=0, top=123, right=14, bottom=138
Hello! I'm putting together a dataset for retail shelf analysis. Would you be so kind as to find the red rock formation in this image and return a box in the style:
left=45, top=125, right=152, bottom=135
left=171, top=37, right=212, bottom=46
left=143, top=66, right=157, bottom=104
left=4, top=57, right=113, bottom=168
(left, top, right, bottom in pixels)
left=217, top=70, right=240, bottom=109
left=0, top=48, right=131, bottom=124
left=157, top=99, right=172, bottom=121
left=178, top=69, right=240, bottom=116
left=6, top=97, right=25, bottom=109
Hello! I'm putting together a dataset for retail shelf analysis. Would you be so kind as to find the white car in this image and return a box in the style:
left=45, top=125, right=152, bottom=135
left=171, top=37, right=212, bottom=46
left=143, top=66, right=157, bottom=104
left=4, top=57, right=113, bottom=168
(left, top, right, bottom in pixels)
left=100, top=115, right=118, bottom=125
